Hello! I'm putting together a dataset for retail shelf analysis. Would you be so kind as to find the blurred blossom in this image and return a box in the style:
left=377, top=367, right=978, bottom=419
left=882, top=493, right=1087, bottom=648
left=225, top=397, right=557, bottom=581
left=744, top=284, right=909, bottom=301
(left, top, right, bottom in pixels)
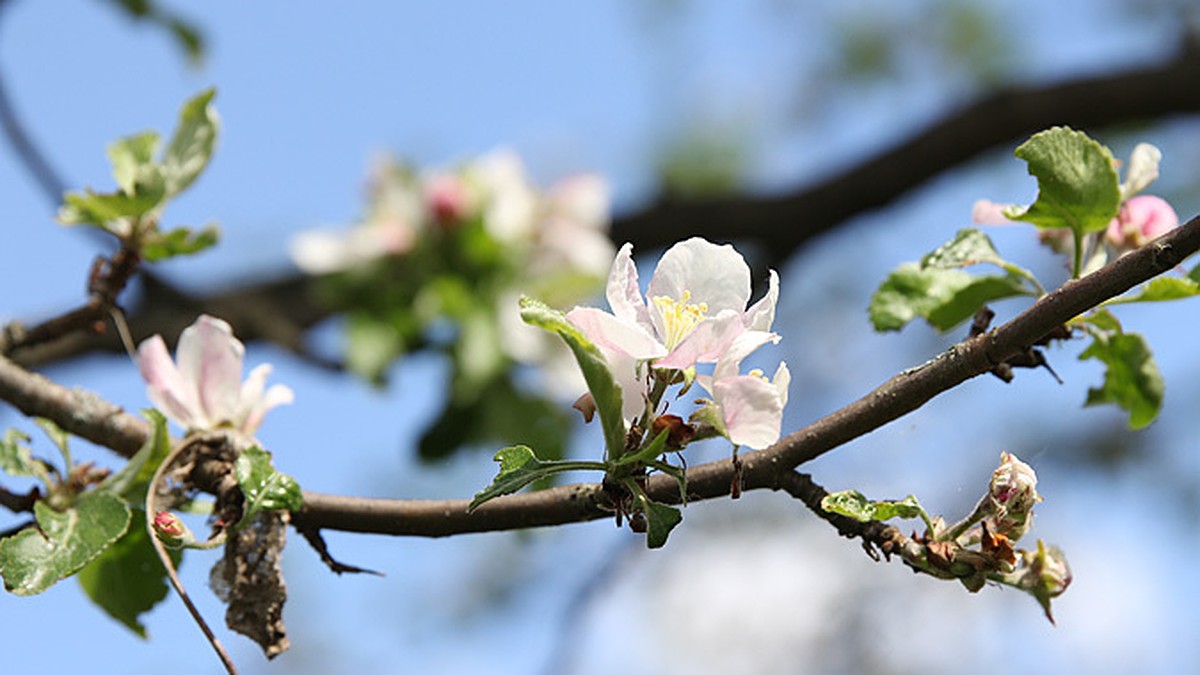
left=137, top=314, right=294, bottom=435
left=1104, top=194, right=1178, bottom=252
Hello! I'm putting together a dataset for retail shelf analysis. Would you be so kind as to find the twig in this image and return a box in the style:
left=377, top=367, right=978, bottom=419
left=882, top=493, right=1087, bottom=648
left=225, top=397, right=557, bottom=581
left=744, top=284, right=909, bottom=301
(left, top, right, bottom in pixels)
left=145, top=435, right=239, bottom=675
left=293, top=523, right=383, bottom=576
left=0, top=483, right=39, bottom=514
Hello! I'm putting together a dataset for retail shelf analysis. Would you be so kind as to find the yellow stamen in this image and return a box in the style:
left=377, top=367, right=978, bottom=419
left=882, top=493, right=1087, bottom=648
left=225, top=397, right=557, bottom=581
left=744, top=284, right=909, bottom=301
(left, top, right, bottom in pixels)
left=651, top=290, right=708, bottom=349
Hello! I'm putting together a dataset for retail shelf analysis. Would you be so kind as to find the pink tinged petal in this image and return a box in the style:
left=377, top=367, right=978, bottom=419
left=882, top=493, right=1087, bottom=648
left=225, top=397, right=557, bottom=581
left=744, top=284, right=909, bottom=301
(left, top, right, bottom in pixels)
left=177, top=315, right=245, bottom=427
left=598, top=346, right=649, bottom=423
left=136, top=335, right=201, bottom=429
left=655, top=312, right=745, bottom=370
left=714, top=375, right=785, bottom=449
left=972, top=199, right=1018, bottom=225
left=1126, top=195, right=1178, bottom=240
left=605, top=243, right=651, bottom=326
left=743, top=270, right=779, bottom=332
left=566, top=307, right=666, bottom=361
left=711, top=330, right=781, bottom=380
left=647, top=237, right=751, bottom=315
left=240, top=364, right=295, bottom=434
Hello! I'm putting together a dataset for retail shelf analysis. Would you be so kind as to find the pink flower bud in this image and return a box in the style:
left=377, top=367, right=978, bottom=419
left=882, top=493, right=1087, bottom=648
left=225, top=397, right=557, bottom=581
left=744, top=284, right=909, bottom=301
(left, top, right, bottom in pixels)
left=424, top=173, right=471, bottom=226
left=1105, top=195, right=1179, bottom=252
left=152, top=511, right=193, bottom=548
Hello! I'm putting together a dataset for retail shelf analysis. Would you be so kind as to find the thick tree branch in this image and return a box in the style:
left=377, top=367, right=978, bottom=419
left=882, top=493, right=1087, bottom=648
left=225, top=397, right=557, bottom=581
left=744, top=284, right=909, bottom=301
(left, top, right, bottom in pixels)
left=1, top=214, right=1196, bottom=539
left=11, top=46, right=1200, bottom=369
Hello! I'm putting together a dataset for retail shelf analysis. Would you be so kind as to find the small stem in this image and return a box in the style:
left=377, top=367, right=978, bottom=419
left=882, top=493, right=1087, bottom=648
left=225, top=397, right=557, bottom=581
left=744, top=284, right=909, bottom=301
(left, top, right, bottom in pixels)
left=146, top=437, right=239, bottom=675
left=938, top=494, right=994, bottom=543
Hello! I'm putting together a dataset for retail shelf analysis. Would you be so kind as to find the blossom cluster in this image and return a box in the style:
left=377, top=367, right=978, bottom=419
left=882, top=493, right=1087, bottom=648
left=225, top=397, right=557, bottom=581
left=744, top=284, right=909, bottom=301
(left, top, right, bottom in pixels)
left=568, top=237, right=789, bottom=450
left=974, top=142, right=1179, bottom=274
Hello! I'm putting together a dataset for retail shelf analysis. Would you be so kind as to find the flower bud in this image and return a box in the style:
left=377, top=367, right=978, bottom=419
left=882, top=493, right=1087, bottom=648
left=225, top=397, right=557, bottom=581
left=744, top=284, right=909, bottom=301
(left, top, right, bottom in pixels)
left=1015, top=540, right=1072, bottom=624
left=152, top=511, right=193, bottom=549
left=989, top=452, right=1041, bottom=518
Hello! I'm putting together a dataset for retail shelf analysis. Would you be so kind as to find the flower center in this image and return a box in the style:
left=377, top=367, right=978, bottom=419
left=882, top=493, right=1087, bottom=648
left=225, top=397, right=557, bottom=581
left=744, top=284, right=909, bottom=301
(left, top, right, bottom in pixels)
left=651, top=290, right=708, bottom=350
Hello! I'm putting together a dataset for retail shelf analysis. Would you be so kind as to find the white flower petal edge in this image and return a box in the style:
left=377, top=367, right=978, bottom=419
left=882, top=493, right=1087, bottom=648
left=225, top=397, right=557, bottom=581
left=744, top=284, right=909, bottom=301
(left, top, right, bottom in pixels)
left=137, top=315, right=294, bottom=435
left=712, top=362, right=791, bottom=449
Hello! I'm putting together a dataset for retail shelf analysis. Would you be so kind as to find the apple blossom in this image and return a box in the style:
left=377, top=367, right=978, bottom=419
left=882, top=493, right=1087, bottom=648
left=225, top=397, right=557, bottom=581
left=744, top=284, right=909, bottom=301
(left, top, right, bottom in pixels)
left=696, top=330, right=791, bottom=449
left=1104, top=194, right=1179, bottom=252
left=136, top=314, right=294, bottom=435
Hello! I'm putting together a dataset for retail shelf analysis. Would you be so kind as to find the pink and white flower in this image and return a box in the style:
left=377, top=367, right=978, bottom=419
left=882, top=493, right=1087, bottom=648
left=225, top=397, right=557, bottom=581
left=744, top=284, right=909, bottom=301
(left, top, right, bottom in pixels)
left=566, top=237, right=779, bottom=419
left=696, top=331, right=790, bottom=449
left=136, top=315, right=294, bottom=435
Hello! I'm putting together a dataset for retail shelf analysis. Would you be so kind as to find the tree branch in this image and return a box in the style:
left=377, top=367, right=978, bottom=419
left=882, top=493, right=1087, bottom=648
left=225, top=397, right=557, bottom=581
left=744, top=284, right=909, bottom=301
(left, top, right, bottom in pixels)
left=11, top=45, right=1200, bottom=369
left=2, top=212, right=1197, bottom=542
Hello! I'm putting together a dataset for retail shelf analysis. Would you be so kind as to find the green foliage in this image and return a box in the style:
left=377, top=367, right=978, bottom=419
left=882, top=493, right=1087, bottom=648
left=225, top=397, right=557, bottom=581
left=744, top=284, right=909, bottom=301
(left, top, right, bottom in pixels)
left=1109, top=276, right=1200, bottom=304
left=640, top=498, right=682, bottom=549
left=234, top=446, right=304, bottom=527
left=1079, top=318, right=1163, bottom=429
left=0, top=429, right=48, bottom=482
left=57, top=89, right=221, bottom=261
left=520, top=297, right=628, bottom=461
left=821, top=490, right=925, bottom=523
left=77, top=513, right=179, bottom=638
left=869, top=263, right=1030, bottom=332
left=1006, top=127, right=1121, bottom=235
left=101, top=410, right=172, bottom=505
left=0, top=491, right=131, bottom=595
left=469, top=445, right=605, bottom=511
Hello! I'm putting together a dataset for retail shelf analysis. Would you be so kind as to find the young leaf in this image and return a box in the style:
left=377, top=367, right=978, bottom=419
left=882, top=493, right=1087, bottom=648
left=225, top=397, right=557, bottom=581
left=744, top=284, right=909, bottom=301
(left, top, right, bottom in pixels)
left=468, top=446, right=606, bottom=512
left=869, top=264, right=1030, bottom=332
left=1079, top=331, right=1164, bottom=429
left=642, top=499, right=682, bottom=549
left=33, top=418, right=71, bottom=470
left=0, top=491, right=131, bottom=595
left=101, top=410, right=172, bottom=505
left=234, top=446, right=303, bottom=527
left=821, top=490, right=924, bottom=523
left=1008, top=127, right=1121, bottom=236
left=163, top=88, right=219, bottom=195
left=58, top=188, right=162, bottom=230
left=0, top=430, right=46, bottom=480
left=108, top=131, right=162, bottom=195
left=76, top=512, right=180, bottom=638
left=921, top=228, right=1040, bottom=286
left=520, top=296, right=627, bottom=460
left=138, top=224, right=220, bottom=262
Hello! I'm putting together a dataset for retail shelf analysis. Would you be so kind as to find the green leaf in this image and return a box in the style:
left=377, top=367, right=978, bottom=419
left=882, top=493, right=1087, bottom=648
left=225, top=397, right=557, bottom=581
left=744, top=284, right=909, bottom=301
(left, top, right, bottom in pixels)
left=0, top=430, right=45, bottom=480
left=139, top=224, right=220, bottom=262
left=869, top=264, right=1031, bottom=332
left=520, top=296, right=627, bottom=459
left=921, top=228, right=1040, bottom=286
left=615, top=427, right=671, bottom=467
left=1008, top=127, right=1121, bottom=236
left=642, top=499, right=682, bottom=549
left=32, top=418, right=71, bottom=470
left=1079, top=331, right=1163, bottom=429
left=163, top=88, right=219, bottom=195
left=1113, top=276, right=1200, bottom=304
left=77, top=512, right=179, bottom=638
left=468, top=446, right=605, bottom=512
left=0, top=491, right=131, bottom=595
left=58, top=188, right=162, bottom=230
left=821, top=490, right=924, bottom=523
left=101, top=410, right=172, bottom=505
left=108, top=132, right=162, bottom=195
left=234, top=446, right=303, bottom=527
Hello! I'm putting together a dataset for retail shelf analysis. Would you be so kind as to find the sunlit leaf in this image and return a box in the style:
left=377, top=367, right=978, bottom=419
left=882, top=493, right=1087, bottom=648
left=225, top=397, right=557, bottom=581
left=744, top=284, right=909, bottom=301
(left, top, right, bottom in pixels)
left=163, top=88, right=219, bottom=196
left=139, top=224, right=220, bottom=262
left=76, top=512, right=179, bottom=638
left=1079, top=331, right=1163, bottom=429
left=235, top=446, right=303, bottom=527
left=869, top=264, right=1030, bottom=332
left=821, top=490, right=924, bottom=523
left=1007, top=126, right=1121, bottom=236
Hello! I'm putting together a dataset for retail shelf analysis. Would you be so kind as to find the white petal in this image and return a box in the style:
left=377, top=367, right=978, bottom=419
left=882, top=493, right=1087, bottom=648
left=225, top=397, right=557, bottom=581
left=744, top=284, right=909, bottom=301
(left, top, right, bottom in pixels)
left=136, top=335, right=201, bottom=429
left=178, top=315, right=244, bottom=427
left=647, top=237, right=751, bottom=315
left=1121, top=143, right=1161, bottom=200
left=566, top=307, right=666, bottom=361
left=605, top=243, right=651, bottom=326
left=655, top=312, right=746, bottom=370
left=714, top=375, right=784, bottom=449
left=972, top=199, right=1017, bottom=225
left=743, top=270, right=779, bottom=332
left=289, top=230, right=355, bottom=274
left=710, top=330, right=780, bottom=380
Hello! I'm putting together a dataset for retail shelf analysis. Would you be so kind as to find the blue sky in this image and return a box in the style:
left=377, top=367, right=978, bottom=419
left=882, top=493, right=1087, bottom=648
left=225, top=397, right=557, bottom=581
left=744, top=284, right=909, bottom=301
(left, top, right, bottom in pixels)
left=2, top=2, right=1199, bottom=673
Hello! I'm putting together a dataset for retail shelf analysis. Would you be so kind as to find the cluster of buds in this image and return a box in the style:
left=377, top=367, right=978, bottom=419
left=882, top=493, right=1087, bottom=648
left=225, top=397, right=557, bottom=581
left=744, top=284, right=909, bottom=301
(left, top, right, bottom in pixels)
left=974, top=142, right=1179, bottom=274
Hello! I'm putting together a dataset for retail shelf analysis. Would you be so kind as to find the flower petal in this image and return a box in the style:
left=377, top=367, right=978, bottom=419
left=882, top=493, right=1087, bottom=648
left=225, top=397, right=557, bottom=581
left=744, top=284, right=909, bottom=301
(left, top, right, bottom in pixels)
left=1120, top=143, right=1161, bottom=200
left=647, top=237, right=751, bottom=315
left=713, top=374, right=785, bottom=449
left=136, top=335, right=201, bottom=429
left=566, top=306, right=666, bottom=361
left=605, top=243, right=651, bottom=327
left=654, top=311, right=745, bottom=370
left=743, top=270, right=779, bottom=332
left=177, top=315, right=244, bottom=427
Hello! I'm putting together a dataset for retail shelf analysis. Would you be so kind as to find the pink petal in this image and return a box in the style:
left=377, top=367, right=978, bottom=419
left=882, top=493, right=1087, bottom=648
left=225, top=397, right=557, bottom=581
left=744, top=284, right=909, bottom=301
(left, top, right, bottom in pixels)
left=714, top=375, right=784, bottom=449
left=605, top=243, right=651, bottom=327
left=566, top=307, right=666, bottom=361
left=136, top=335, right=200, bottom=428
left=177, top=315, right=244, bottom=426
left=743, top=270, right=779, bottom=332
